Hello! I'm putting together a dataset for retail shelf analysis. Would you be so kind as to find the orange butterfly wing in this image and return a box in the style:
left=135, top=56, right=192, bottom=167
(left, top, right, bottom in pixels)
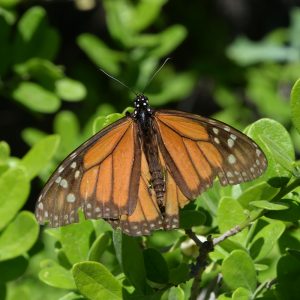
left=35, top=117, right=141, bottom=227
left=152, top=110, right=267, bottom=228
left=36, top=108, right=267, bottom=236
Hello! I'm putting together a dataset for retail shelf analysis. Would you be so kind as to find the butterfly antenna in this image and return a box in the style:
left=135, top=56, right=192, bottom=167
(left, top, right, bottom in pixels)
left=142, top=57, right=171, bottom=93
left=98, top=68, right=138, bottom=96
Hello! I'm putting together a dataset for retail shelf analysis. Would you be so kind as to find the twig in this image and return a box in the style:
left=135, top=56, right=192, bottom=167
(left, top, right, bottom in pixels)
left=185, top=178, right=300, bottom=299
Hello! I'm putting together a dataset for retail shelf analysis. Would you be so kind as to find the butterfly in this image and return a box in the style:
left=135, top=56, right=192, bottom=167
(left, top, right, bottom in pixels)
left=35, top=94, right=267, bottom=236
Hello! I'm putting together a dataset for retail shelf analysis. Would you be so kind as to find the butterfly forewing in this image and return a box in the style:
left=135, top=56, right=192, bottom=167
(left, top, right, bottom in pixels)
left=35, top=117, right=141, bottom=227
left=154, top=110, right=267, bottom=198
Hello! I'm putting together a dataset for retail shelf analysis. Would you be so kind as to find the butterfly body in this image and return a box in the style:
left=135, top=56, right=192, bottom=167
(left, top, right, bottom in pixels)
left=133, top=95, right=166, bottom=211
left=36, top=94, right=267, bottom=236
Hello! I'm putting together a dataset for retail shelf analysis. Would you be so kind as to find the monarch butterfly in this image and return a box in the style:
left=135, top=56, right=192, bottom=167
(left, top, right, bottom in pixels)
left=35, top=94, right=267, bottom=236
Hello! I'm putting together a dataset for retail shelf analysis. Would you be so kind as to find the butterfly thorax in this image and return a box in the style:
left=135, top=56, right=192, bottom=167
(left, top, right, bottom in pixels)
left=132, top=94, right=166, bottom=212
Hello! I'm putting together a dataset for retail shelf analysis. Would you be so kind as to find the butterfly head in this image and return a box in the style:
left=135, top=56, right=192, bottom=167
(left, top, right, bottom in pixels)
left=133, top=94, right=153, bottom=119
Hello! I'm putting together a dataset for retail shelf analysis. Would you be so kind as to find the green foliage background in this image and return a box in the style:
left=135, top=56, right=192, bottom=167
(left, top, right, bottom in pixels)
left=1, top=1, right=300, bottom=299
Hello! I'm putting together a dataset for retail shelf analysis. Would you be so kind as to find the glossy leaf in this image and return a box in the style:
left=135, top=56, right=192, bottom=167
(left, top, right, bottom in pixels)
left=217, top=197, right=248, bottom=244
left=55, top=78, right=86, bottom=102
left=0, top=211, right=39, bottom=261
left=72, top=262, right=122, bottom=300
left=167, top=286, right=185, bottom=300
left=21, top=134, right=60, bottom=179
left=232, top=287, right=252, bottom=300
left=12, top=82, right=60, bottom=113
left=249, top=220, right=285, bottom=261
left=0, top=167, right=30, bottom=230
left=143, top=248, right=169, bottom=284
left=88, top=232, right=110, bottom=262
left=113, top=231, right=149, bottom=294
left=54, top=111, right=80, bottom=157
left=39, top=262, right=76, bottom=290
left=237, top=182, right=278, bottom=208
left=291, top=78, right=300, bottom=134
left=246, top=118, right=294, bottom=180
left=222, top=250, right=256, bottom=292
left=0, top=141, right=10, bottom=165
left=0, top=256, right=28, bottom=282
left=250, top=200, right=289, bottom=210
left=277, top=254, right=300, bottom=300
left=267, top=198, right=300, bottom=222
left=60, top=220, right=94, bottom=265
left=77, top=34, right=123, bottom=75
left=179, top=210, right=206, bottom=229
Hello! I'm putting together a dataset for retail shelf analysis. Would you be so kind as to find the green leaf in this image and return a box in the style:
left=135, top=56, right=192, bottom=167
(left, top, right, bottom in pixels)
left=232, top=287, right=252, bottom=300
left=0, top=256, right=28, bottom=282
left=168, top=286, right=185, bottom=300
left=0, top=141, right=10, bottom=165
left=250, top=200, right=289, bottom=211
left=130, top=0, right=167, bottom=32
left=149, top=25, right=187, bottom=58
left=267, top=198, right=300, bottom=222
left=249, top=220, right=285, bottom=261
left=179, top=210, right=206, bottom=229
left=148, top=72, right=196, bottom=106
left=222, top=250, right=256, bottom=292
left=0, top=167, right=30, bottom=230
left=92, top=113, right=124, bottom=134
left=60, top=220, right=94, bottom=264
left=246, top=118, right=295, bottom=181
left=291, top=78, right=300, bottom=135
left=88, top=232, right=111, bottom=262
left=55, top=78, right=86, bottom=102
left=21, top=134, right=60, bottom=180
left=21, top=128, right=47, bottom=147
left=143, top=248, right=169, bottom=284
left=12, top=82, right=61, bottom=113
left=15, top=6, right=46, bottom=41
left=54, top=111, right=80, bottom=157
left=237, top=182, right=278, bottom=208
left=14, top=58, right=64, bottom=84
left=169, top=263, right=189, bottom=285
left=0, top=0, right=21, bottom=9
left=39, top=262, right=76, bottom=289
left=13, top=6, right=60, bottom=63
left=59, top=292, right=84, bottom=300
left=287, top=249, right=300, bottom=261
left=227, top=36, right=298, bottom=66
left=113, top=231, right=149, bottom=293
left=72, top=262, right=122, bottom=300
left=217, top=197, right=248, bottom=244
left=77, top=34, right=123, bottom=75
left=0, top=211, right=39, bottom=261
left=277, top=254, right=300, bottom=300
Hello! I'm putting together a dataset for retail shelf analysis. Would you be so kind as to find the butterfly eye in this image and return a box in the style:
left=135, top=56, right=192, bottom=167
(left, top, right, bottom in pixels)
left=36, top=100, right=267, bottom=236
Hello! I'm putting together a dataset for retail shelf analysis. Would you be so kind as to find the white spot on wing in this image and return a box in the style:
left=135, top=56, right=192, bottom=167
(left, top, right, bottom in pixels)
left=230, top=134, right=237, bottom=140
left=71, top=162, right=77, bottom=169
left=55, top=176, right=62, bottom=184
left=58, top=166, right=64, bottom=173
left=60, top=179, right=68, bottom=188
left=228, top=154, right=236, bottom=164
left=66, top=193, right=76, bottom=203
left=74, top=170, right=80, bottom=179
left=213, top=127, right=219, bottom=134
left=214, top=137, right=220, bottom=144
left=227, top=138, right=234, bottom=148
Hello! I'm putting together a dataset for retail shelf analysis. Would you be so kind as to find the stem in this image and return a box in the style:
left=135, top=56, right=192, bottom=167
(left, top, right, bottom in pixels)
left=185, top=177, right=300, bottom=298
